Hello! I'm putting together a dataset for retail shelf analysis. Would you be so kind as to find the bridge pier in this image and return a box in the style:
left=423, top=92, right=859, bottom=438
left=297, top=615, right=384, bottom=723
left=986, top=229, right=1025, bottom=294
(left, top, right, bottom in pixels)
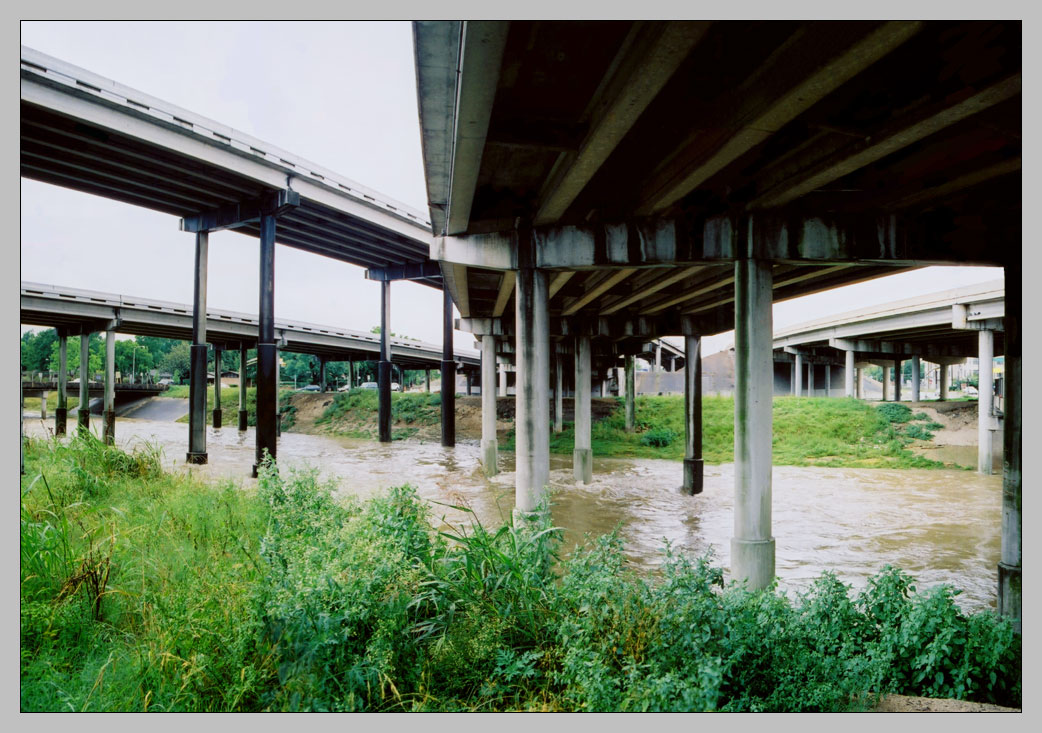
left=187, top=231, right=209, bottom=465
left=378, top=280, right=392, bottom=443
left=938, top=362, right=949, bottom=401
left=573, top=334, right=592, bottom=485
left=553, top=351, right=563, bottom=434
left=238, top=344, right=248, bottom=430
left=212, top=344, right=223, bottom=428
left=425, top=367, right=431, bottom=393
left=40, top=390, right=47, bottom=419
left=807, top=362, right=815, bottom=397
left=825, top=365, right=832, bottom=397
left=441, top=287, right=456, bottom=448
left=978, top=329, right=995, bottom=475
left=480, top=334, right=498, bottom=476
left=844, top=350, right=855, bottom=397
left=794, top=352, right=803, bottom=396
left=856, top=367, right=863, bottom=399
left=349, top=360, right=355, bottom=390
left=498, top=362, right=507, bottom=396
left=77, top=332, right=90, bottom=435
left=56, top=329, right=68, bottom=435
left=319, top=357, right=327, bottom=393
left=465, top=371, right=472, bottom=396
left=680, top=324, right=703, bottom=495
left=103, top=330, right=115, bottom=445
left=624, top=354, right=635, bottom=431
left=514, top=257, right=549, bottom=516
left=881, top=363, right=890, bottom=402
left=732, top=258, right=775, bottom=591
left=893, top=358, right=902, bottom=402
left=998, top=266, right=1020, bottom=631
left=911, top=355, right=921, bottom=401
left=254, top=215, right=278, bottom=477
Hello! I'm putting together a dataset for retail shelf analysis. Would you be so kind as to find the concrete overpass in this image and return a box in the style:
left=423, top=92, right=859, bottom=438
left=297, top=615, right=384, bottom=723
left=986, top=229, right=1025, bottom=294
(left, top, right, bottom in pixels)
left=21, top=45, right=456, bottom=471
left=20, top=281, right=479, bottom=436
left=413, top=21, right=1021, bottom=625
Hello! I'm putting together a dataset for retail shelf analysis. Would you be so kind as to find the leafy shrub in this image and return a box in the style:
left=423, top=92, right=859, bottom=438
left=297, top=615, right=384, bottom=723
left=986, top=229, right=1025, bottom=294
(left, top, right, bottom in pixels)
left=876, top=403, right=913, bottom=424
left=639, top=427, right=677, bottom=448
left=903, top=424, right=934, bottom=440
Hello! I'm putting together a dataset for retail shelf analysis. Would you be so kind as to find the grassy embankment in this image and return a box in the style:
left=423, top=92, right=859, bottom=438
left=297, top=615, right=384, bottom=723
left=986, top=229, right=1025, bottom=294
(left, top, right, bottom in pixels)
left=20, top=436, right=1020, bottom=711
left=314, top=391, right=959, bottom=469
left=165, top=385, right=299, bottom=430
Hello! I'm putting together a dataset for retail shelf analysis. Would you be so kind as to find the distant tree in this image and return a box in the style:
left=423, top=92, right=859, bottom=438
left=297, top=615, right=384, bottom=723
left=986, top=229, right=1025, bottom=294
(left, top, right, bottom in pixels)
left=115, top=340, right=154, bottom=379
left=20, top=329, right=57, bottom=372
left=135, top=335, right=179, bottom=364
left=47, top=334, right=104, bottom=376
left=160, top=342, right=192, bottom=383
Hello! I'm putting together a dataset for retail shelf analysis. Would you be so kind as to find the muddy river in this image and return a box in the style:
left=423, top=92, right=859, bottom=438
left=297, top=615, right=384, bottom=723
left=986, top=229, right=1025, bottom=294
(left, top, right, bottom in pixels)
left=24, top=413, right=1003, bottom=612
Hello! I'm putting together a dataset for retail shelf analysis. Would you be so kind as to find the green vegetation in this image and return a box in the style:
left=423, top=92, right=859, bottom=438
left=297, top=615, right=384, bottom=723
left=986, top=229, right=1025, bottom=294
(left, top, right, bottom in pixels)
left=20, top=438, right=1021, bottom=711
left=167, top=385, right=295, bottom=428
left=315, top=389, right=442, bottom=441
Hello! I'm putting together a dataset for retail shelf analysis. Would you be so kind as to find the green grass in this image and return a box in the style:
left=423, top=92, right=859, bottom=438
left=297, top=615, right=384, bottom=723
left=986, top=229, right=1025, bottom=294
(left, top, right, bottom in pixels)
left=169, top=386, right=295, bottom=428
left=315, top=389, right=443, bottom=441
left=20, top=438, right=1021, bottom=711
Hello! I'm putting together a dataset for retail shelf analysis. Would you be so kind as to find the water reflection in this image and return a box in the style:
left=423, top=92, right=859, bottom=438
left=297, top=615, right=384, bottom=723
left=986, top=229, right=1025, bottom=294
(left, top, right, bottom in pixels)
left=24, top=415, right=1002, bottom=611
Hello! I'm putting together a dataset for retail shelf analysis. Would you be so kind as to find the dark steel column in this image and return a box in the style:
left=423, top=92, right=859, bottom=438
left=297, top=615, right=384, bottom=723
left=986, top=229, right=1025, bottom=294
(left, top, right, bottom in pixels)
left=893, top=358, right=902, bottom=402
left=55, top=329, right=68, bottom=435
left=624, top=354, right=635, bottom=431
left=441, top=286, right=456, bottom=447
left=681, top=330, right=704, bottom=495
left=77, top=333, right=90, bottom=435
left=103, top=330, right=115, bottom=445
left=254, top=215, right=277, bottom=476
left=238, top=344, right=248, bottom=430
left=187, top=231, right=209, bottom=464
left=998, top=264, right=1020, bottom=630
left=378, top=280, right=392, bottom=443
left=212, top=344, right=223, bottom=428
left=465, top=371, right=473, bottom=396
left=319, top=358, right=327, bottom=393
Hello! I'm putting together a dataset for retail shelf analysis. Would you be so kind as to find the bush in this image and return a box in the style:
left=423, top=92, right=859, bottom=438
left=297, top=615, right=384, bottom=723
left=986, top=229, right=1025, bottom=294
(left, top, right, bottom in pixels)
left=876, top=403, right=913, bottom=424
left=639, top=427, right=677, bottom=448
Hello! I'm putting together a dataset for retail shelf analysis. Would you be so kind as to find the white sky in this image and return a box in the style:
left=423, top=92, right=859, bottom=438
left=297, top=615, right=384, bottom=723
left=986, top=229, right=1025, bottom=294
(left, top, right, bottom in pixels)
left=18, top=20, right=1007, bottom=359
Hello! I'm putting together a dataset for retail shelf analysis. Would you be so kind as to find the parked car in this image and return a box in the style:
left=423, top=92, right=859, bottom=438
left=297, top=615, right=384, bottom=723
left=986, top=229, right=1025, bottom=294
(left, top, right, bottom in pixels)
left=337, top=384, right=353, bottom=392
left=158, top=378, right=174, bottom=386
left=297, top=384, right=320, bottom=392
left=391, top=382, right=401, bottom=392
left=360, top=382, right=379, bottom=390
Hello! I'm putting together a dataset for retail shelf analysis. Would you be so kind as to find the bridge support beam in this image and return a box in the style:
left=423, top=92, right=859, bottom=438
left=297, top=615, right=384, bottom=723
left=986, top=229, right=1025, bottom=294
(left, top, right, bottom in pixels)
left=939, top=363, right=948, bottom=401
left=254, top=215, right=278, bottom=477
left=378, top=280, right=392, bottom=443
left=844, top=350, right=855, bottom=397
left=998, top=266, right=1020, bottom=631
left=441, top=287, right=456, bottom=447
left=212, top=344, right=223, bottom=428
left=554, top=351, right=564, bottom=434
left=624, top=355, right=635, bottom=431
left=978, top=329, right=995, bottom=475
left=238, top=344, right=248, bottom=431
left=794, top=352, right=803, bottom=396
left=680, top=328, right=703, bottom=495
left=894, top=359, right=902, bottom=402
left=911, top=355, right=921, bottom=401
left=56, top=330, right=68, bottom=435
left=573, top=334, right=592, bottom=484
left=103, top=330, right=115, bottom=445
left=515, top=261, right=549, bottom=516
left=480, top=334, right=498, bottom=476
left=78, top=333, right=90, bottom=435
left=732, top=258, right=775, bottom=591
left=188, top=231, right=209, bottom=464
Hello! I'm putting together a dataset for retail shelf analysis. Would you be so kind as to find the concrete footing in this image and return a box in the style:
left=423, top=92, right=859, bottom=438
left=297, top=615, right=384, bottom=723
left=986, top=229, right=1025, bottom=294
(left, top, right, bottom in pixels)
left=238, top=409, right=248, bottom=431
left=682, top=457, right=704, bottom=495
left=573, top=448, right=593, bottom=484
left=731, top=537, right=776, bottom=590
left=55, top=407, right=68, bottom=436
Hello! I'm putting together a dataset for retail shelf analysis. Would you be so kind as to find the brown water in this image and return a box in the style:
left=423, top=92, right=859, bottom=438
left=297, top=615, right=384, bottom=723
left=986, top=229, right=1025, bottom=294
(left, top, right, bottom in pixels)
left=25, top=415, right=1003, bottom=612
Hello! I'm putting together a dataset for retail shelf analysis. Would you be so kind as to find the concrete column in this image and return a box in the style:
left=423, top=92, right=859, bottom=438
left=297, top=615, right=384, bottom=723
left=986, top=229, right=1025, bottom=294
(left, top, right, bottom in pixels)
left=978, top=329, right=994, bottom=475
left=40, top=390, right=47, bottom=419
left=441, top=286, right=456, bottom=447
left=911, top=355, right=921, bottom=402
left=480, top=334, right=498, bottom=476
left=624, top=355, right=635, bottom=431
left=600, top=378, right=608, bottom=397
left=554, top=351, right=564, bottom=434
left=319, top=358, right=327, bottom=393
left=732, top=259, right=775, bottom=590
left=856, top=367, right=863, bottom=399
left=681, top=331, right=703, bottom=495
left=425, top=367, right=431, bottom=393
left=514, top=264, right=549, bottom=515
left=188, top=230, right=209, bottom=464
left=789, top=362, right=796, bottom=395
left=998, top=266, right=1020, bottom=630
left=212, top=345, right=223, bottom=428
left=882, top=365, right=890, bottom=402
left=893, top=359, right=902, bottom=402
left=103, top=330, right=115, bottom=445
left=78, top=333, right=90, bottom=435
left=254, top=215, right=277, bottom=476
left=378, top=280, right=392, bottom=443
left=56, top=330, right=68, bottom=435
left=498, top=362, right=507, bottom=397
left=825, top=365, right=832, bottom=397
left=794, top=353, right=803, bottom=396
left=238, top=344, right=248, bottom=431
left=573, top=335, right=592, bottom=484
left=939, top=364, right=948, bottom=401
left=844, top=351, right=855, bottom=398
left=807, top=362, right=815, bottom=398
left=275, top=348, right=282, bottom=437
left=465, top=371, right=472, bottom=396
left=617, top=366, right=626, bottom=397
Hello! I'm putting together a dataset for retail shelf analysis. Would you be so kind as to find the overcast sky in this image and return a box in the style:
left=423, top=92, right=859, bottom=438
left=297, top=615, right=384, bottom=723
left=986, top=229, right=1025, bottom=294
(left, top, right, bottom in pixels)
left=19, top=20, right=1004, bottom=358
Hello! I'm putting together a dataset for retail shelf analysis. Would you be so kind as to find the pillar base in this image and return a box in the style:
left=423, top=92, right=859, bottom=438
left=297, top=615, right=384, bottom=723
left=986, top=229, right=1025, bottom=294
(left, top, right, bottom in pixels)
left=481, top=438, right=498, bottom=477
left=997, top=561, right=1022, bottom=633
left=55, top=407, right=68, bottom=436
left=680, top=457, right=704, bottom=495
left=77, top=408, right=90, bottom=434
left=213, top=408, right=223, bottom=429
left=730, top=537, right=776, bottom=590
left=238, top=409, right=248, bottom=431
left=186, top=451, right=208, bottom=465
left=573, top=447, right=593, bottom=485
left=103, top=410, right=115, bottom=446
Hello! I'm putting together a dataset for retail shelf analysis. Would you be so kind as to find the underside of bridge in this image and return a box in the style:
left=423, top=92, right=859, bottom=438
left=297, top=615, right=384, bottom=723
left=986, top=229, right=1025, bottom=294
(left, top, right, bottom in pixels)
left=414, top=20, right=1021, bottom=626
